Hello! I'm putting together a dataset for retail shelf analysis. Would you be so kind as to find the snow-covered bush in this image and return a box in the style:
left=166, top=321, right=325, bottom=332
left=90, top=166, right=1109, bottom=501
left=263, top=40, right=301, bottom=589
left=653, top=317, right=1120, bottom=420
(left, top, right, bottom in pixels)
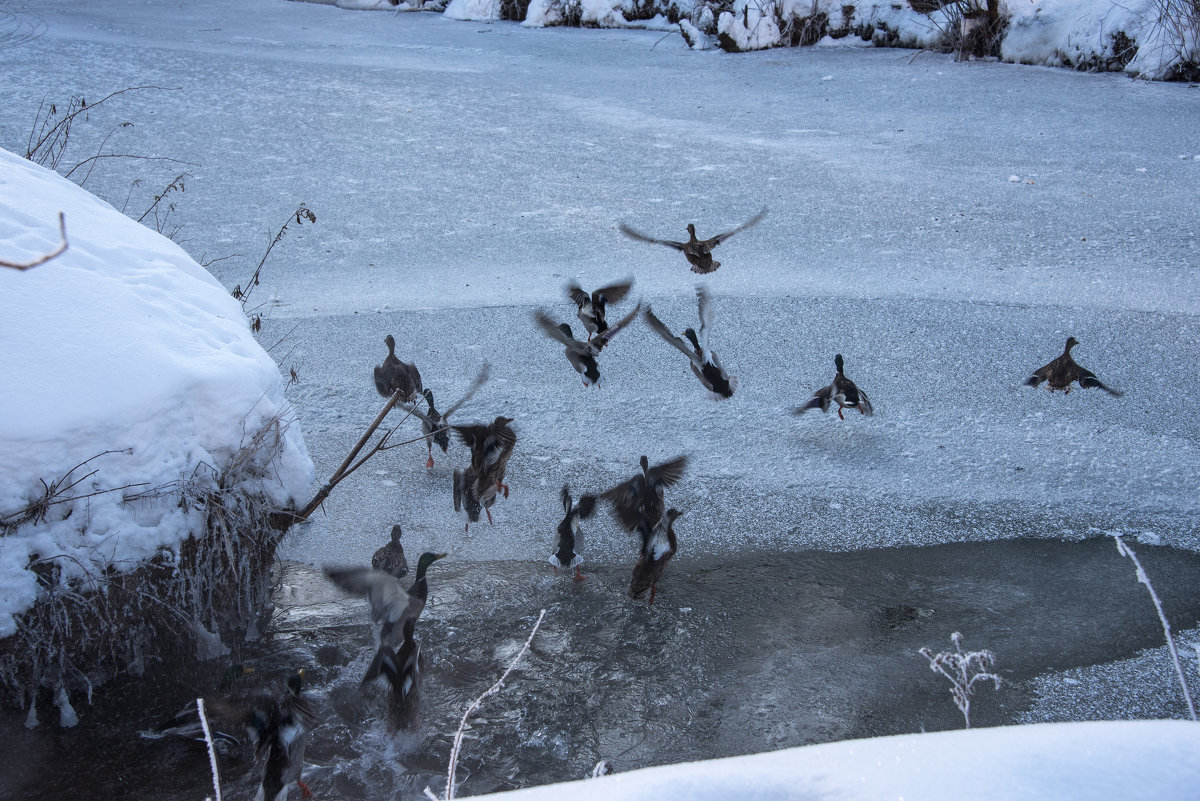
left=0, top=148, right=314, bottom=721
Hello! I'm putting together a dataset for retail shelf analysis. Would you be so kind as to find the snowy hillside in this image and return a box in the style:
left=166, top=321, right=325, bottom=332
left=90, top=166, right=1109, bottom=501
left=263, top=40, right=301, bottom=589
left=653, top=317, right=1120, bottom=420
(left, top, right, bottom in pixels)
left=0, top=148, right=314, bottom=639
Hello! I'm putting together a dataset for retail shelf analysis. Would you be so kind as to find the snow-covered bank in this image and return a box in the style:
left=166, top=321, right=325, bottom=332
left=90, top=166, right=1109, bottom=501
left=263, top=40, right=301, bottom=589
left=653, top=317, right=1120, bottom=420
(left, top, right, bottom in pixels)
left=296, top=0, right=1200, bottom=79
left=486, top=720, right=1200, bottom=801
left=0, top=147, right=313, bottom=710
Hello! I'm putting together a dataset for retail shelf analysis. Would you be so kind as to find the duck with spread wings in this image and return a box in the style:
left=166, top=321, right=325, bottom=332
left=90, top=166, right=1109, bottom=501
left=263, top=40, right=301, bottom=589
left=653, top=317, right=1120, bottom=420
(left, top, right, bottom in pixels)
left=619, top=208, right=766, bottom=274
left=566, top=279, right=634, bottom=340
left=795, top=353, right=873, bottom=420
left=398, top=363, right=490, bottom=468
left=644, top=286, right=737, bottom=400
left=535, top=302, right=640, bottom=388
left=1025, top=337, right=1122, bottom=396
left=452, top=416, right=517, bottom=531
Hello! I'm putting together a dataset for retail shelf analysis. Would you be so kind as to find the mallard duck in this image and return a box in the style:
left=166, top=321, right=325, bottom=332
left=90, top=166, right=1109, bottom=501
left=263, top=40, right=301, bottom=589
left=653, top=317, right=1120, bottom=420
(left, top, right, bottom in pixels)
left=452, top=416, right=516, bottom=530
left=795, top=354, right=873, bottom=420
left=549, top=484, right=597, bottom=581
left=373, top=334, right=423, bottom=402
left=644, top=287, right=738, bottom=400
left=399, top=364, right=490, bottom=468
left=362, top=617, right=422, bottom=732
left=567, top=279, right=634, bottom=340
left=534, top=303, right=641, bottom=388
left=252, top=670, right=313, bottom=801
left=619, top=208, right=766, bottom=274
left=372, top=524, right=409, bottom=579
left=597, top=454, right=688, bottom=536
left=143, top=663, right=257, bottom=748
left=325, top=553, right=447, bottom=656
left=630, top=508, right=682, bottom=605
left=1025, top=336, right=1122, bottom=396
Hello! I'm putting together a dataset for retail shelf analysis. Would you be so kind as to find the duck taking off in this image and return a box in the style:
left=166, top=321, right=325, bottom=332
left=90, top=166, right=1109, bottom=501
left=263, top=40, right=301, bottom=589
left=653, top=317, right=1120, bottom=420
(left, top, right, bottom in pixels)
left=795, top=354, right=873, bottom=420
left=629, top=508, right=682, bottom=605
left=549, top=484, right=597, bottom=581
left=363, top=617, right=423, bottom=732
left=644, top=286, right=737, bottom=400
left=619, top=207, right=766, bottom=274
left=535, top=302, right=641, bottom=388
left=399, top=363, right=490, bottom=467
left=566, top=279, right=634, bottom=340
left=1025, top=336, right=1122, bottom=396
left=596, top=454, right=688, bottom=538
left=374, top=334, right=423, bottom=403
left=453, top=416, right=517, bottom=530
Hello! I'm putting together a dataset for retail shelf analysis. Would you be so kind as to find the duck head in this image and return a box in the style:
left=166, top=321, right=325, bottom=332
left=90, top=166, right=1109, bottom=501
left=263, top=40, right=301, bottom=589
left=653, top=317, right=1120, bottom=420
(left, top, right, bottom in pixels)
left=683, top=328, right=701, bottom=352
left=1064, top=336, right=1079, bottom=353
left=558, top=322, right=575, bottom=340
left=834, top=353, right=845, bottom=373
left=416, top=552, right=448, bottom=577
left=384, top=334, right=397, bottom=355
left=389, top=524, right=403, bottom=545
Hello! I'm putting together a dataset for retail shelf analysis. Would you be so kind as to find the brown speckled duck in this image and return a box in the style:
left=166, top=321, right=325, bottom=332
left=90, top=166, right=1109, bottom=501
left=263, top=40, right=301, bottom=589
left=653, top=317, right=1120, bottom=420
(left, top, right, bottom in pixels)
left=372, top=524, right=409, bottom=579
left=374, top=334, right=423, bottom=403
left=629, top=508, right=682, bottom=605
left=399, top=364, right=490, bottom=468
left=619, top=208, right=766, bottom=274
left=596, top=454, right=688, bottom=537
left=1025, top=336, right=1122, bottom=396
left=453, top=416, right=517, bottom=530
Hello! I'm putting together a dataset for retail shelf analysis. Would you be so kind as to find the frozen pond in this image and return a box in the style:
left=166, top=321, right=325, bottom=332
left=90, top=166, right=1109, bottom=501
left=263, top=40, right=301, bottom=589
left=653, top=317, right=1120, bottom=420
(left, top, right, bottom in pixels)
left=1, top=0, right=1199, bottom=796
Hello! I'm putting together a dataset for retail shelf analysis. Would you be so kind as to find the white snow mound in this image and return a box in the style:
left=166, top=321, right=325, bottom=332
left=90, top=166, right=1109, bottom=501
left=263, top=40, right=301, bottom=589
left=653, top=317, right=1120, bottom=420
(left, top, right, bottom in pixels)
left=488, top=720, right=1200, bottom=801
left=0, top=148, right=314, bottom=639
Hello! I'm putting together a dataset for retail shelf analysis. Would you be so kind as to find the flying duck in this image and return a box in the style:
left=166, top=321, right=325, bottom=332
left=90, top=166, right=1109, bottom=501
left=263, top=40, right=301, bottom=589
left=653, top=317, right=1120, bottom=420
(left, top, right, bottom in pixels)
left=534, top=303, right=641, bottom=388
left=549, top=484, right=597, bottom=581
left=619, top=208, right=766, bottom=274
left=795, top=354, right=873, bottom=420
left=1025, top=336, right=1122, bottom=396
left=373, top=334, right=423, bottom=403
left=644, top=286, right=737, bottom=399
left=566, top=279, right=634, bottom=340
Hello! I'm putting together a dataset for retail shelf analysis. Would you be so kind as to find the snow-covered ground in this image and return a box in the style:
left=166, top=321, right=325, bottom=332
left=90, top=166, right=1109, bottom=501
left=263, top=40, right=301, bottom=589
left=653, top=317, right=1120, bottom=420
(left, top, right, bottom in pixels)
left=0, top=0, right=1198, bottom=795
left=490, top=720, right=1200, bottom=801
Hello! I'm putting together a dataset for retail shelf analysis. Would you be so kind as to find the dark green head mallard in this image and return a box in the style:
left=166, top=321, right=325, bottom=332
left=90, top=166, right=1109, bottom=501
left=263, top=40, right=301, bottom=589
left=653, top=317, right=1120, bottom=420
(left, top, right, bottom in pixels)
left=218, top=663, right=255, bottom=691
left=683, top=328, right=701, bottom=352
left=416, top=552, right=447, bottom=578
left=834, top=353, right=845, bottom=374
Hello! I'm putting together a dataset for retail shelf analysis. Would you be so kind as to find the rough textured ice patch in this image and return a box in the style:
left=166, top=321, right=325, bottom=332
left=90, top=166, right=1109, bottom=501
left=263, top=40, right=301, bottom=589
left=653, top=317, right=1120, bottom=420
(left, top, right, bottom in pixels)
left=0, top=148, right=314, bottom=638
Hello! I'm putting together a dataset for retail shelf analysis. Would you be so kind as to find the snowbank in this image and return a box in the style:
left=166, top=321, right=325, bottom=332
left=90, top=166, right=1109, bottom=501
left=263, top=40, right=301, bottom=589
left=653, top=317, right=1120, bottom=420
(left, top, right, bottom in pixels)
left=489, top=720, right=1200, bottom=801
left=0, top=148, right=314, bottom=639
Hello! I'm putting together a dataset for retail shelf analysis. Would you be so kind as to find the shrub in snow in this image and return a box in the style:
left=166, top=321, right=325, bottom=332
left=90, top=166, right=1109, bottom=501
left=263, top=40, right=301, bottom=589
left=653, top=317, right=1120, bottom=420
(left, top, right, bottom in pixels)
left=0, top=147, right=314, bottom=721
left=919, top=631, right=1002, bottom=729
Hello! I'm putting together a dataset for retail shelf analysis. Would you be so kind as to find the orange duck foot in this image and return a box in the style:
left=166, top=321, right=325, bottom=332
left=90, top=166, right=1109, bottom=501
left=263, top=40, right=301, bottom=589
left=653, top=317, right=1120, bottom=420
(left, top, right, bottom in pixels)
left=485, top=508, right=493, bottom=524
left=573, top=567, right=587, bottom=582
left=299, top=779, right=314, bottom=799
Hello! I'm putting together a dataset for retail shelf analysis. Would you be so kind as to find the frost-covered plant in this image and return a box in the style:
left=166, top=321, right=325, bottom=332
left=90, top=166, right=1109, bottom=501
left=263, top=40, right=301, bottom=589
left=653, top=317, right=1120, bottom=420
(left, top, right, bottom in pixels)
left=919, top=631, right=1002, bottom=728
left=1112, top=535, right=1197, bottom=720
left=1131, top=0, right=1200, bottom=79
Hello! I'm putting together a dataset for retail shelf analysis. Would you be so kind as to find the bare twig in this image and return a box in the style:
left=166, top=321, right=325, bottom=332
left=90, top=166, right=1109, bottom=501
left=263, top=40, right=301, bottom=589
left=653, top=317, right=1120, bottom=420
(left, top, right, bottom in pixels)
left=1113, top=535, right=1197, bottom=720
left=0, top=213, right=68, bottom=271
left=233, top=204, right=316, bottom=311
left=441, top=609, right=547, bottom=801
left=196, top=697, right=224, bottom=801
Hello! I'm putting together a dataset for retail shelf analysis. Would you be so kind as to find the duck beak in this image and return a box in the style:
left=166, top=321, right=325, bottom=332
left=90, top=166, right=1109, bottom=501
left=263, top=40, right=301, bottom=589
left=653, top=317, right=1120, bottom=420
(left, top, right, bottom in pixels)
left=433, top=553, right=448, bottom=561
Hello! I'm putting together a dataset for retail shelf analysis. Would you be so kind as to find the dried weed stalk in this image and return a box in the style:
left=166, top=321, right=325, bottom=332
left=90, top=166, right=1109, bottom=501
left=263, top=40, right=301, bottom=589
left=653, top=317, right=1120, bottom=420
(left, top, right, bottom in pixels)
left=919, top=630, right=1002, bottom=728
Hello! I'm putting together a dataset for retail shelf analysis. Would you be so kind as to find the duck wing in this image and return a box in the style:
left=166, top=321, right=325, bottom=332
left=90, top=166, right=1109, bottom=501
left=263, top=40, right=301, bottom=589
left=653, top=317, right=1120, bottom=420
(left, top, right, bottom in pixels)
left=644, top=306, right=698, bottom=362
left=698, top=207, right=767, bottom=248
left=437, top=363, right=490, bottom=419
left=619, top=223, right=687, bottom=251
left=598, top=475, right=647, bottom=533
left=1077, top=367, right=1123, bottom=396
left=567, top=282, right=591, bottom=309
left=535, top=310, right=594, bottom=356
left=593, top=280, right=633, bottom=306
left=592, top=302, right=641, bottom=353
left=795, top=384, right=833, bottom=414
left=324, top=567, right=413, bottom=644
left=695, top=286, right=715, bottom=364
left=646, top=454, right=688, bottom=491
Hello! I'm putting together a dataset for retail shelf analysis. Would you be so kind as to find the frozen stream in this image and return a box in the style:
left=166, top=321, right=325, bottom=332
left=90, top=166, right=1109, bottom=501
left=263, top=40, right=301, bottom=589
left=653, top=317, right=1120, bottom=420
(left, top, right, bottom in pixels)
left=1, top=0, right=1199, bottom=797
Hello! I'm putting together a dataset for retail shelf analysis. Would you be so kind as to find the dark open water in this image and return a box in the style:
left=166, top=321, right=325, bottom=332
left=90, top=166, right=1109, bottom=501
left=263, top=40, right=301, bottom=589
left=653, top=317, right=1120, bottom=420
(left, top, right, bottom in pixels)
left=4, top=537, right=1200, bottom=801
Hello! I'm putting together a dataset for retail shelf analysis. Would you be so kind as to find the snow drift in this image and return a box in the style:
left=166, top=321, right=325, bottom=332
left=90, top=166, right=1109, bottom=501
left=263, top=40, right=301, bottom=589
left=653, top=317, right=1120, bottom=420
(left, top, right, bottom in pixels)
left=0, top=147, right=313, bottom=646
